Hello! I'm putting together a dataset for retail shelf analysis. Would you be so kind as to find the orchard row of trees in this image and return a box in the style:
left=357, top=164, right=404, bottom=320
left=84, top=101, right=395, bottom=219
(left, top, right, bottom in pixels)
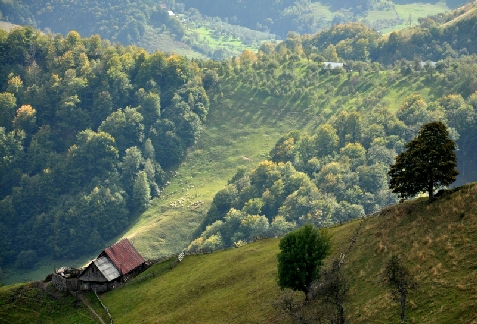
left=189, top=86, right=477, bottom=251
left=186, top=17, right=477, bottom=251
left=0, top=27, right=209, bottom=267
left=185, top=13, right=477, bottom=252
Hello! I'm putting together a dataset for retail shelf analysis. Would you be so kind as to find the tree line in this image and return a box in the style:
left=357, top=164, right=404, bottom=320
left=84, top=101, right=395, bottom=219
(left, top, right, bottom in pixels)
left=299, top=15, right=477, bottom=67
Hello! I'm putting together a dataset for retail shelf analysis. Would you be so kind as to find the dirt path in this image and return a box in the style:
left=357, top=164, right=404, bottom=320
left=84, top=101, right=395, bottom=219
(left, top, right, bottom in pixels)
left=77, top=292, right=107, bottom=324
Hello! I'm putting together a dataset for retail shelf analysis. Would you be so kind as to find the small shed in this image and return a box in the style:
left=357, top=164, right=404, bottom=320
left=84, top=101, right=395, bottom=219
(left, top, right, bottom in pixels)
left=322, top=62, right=344, bottom=70
left=79, top=238, right=145, bottom=292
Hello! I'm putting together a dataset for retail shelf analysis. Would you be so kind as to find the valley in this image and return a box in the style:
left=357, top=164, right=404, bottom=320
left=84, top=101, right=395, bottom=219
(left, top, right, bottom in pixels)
left=1, top=1, right=477, bottom=322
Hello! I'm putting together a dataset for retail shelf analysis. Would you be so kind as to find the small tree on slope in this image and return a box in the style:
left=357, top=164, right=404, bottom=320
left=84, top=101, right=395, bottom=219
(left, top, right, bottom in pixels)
left=133, top=170, right=151, bottom=211
left=277, top=224, right=330, bottom=298
left=388, top=121, right=458, bottom=201
left=384, top=255, right=418, bottom=323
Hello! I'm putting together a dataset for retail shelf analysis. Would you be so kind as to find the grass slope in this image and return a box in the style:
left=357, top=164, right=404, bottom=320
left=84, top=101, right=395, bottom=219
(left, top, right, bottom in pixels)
left=0, top=282, right=95, bottom=324
left=138, top=27, right=208, bottom=59
left=364, top=1, right=450, bottom=33
left=97, top=183, right=477, bottom=323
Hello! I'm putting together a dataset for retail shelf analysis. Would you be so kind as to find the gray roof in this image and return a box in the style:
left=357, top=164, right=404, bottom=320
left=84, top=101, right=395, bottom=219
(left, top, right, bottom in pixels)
left=94, top=256, right=120, bottom=281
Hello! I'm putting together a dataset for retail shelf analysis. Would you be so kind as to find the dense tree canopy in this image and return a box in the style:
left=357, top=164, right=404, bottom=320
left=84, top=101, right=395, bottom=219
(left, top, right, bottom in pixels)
left=0, top=27, right=209, bottom=267
left=1, top=0, right=184, bottom=45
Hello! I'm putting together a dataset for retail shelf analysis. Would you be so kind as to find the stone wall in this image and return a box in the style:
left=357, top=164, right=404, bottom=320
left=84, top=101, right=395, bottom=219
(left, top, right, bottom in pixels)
left=52, top=274, right=67, bottom=292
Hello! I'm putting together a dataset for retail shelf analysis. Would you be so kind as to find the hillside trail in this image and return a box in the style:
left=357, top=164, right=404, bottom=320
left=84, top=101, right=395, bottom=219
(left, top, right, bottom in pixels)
left=76, top=292, right=107, bottom=324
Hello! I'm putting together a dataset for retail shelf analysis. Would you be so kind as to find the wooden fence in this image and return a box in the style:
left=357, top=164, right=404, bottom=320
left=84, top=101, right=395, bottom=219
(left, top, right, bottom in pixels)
left=94, top=289, right=113, bottom=324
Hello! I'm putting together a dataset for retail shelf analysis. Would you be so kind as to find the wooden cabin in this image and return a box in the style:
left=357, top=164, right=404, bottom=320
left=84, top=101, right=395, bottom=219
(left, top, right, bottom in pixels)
left=78, top=238, right=145, bottom=292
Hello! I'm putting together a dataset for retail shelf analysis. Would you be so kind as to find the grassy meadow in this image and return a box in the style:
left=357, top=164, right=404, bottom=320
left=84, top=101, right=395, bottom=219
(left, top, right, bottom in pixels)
left=394, top=1, right=450, bottom=25
left=2, top=183, right=477, bottom=322
left=364, top=1, right=450, bottom=33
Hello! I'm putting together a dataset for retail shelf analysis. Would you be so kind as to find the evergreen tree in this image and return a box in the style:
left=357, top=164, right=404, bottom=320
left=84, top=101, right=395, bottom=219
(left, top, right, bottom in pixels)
left=388, top=121, right=458, bottom=201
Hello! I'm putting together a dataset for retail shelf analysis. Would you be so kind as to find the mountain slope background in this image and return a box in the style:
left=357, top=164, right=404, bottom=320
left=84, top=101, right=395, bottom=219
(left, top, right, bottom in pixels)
left=0, top=0, right=471, bottom=59
left=2, top=2, right=477, bottom=284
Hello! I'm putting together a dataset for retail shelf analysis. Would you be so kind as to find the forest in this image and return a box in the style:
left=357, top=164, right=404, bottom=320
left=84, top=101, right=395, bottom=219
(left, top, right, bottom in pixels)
left=0, top=27, right=209, bottom=267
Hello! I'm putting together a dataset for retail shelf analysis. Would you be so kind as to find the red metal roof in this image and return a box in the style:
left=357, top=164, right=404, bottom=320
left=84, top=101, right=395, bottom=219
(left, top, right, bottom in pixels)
left=103, top=238, right=145, bottom=275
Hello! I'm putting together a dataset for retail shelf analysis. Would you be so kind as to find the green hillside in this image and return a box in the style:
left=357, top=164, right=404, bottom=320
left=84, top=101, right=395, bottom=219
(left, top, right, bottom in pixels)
left=2, top=184, right=475, bottom=322
left=3, top=11, right=477, bottom=283
left=3, top=2, right=477, bottom=285
left=85, top=183, right=477, bottom=323
left=122, top=50, right=477, bottom=260
left=0, top=282, right=95, bottom=324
